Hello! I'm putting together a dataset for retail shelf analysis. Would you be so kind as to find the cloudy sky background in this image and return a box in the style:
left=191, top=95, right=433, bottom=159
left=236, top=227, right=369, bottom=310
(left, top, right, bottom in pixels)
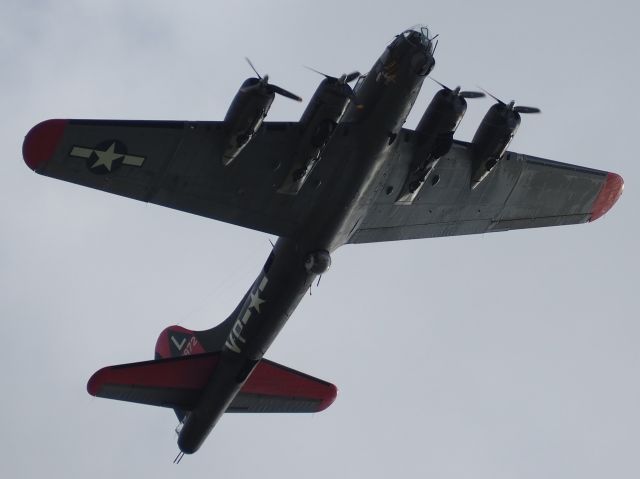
left=2, top=0, right=638, bottom=477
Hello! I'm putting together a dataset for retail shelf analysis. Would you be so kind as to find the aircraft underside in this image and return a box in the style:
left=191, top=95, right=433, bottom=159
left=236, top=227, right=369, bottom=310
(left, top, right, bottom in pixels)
left=22, top=25, right=623, bottom=458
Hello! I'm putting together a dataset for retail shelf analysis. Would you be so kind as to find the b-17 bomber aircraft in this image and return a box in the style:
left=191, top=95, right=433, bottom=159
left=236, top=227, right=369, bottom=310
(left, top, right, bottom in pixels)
left=23, top=26, right=623, bottom=459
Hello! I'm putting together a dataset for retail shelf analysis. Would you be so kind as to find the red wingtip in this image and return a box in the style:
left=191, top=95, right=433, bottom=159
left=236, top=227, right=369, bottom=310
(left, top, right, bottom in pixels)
left=87, top=367, right=106, bottom=396
left=317, top=384, right=338, bottom=412
left=590, top=172, right=624, bottom=222
left=22, top=119, right=67, bottom=171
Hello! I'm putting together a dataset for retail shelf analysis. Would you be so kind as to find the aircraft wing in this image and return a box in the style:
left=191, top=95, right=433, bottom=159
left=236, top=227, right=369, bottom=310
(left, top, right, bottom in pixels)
left=23, top=119, right=314, bottom=237
left=348, top=134, right=623, bottom=244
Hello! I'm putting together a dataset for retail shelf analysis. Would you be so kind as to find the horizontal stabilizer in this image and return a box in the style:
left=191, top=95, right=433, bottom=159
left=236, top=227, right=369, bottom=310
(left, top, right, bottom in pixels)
left=230, top=358, right=337, bottom=413
left=88, top=354, right=337, bottom=413
left=87, top=353, right=220, bottom=410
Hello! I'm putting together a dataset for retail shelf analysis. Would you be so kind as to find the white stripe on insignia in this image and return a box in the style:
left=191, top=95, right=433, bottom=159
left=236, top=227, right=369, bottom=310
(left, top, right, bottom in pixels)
left=70, top=146, right=93, bottom=158
left=122, top=154, right=145, bottom=166
left=69, top=142, right=146, bottom=170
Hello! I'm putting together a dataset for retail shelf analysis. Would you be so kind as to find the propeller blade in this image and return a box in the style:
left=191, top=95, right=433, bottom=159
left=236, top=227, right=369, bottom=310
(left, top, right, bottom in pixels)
left=430, top=77, right=451, bottom=91
left=459, top=91, right=485, bottom=99
left=431, top=78, right=484, bottom=99
left=343, top=71, right=361, bottom=83
left=478, top=86, right=505, bottom=105
left=305, top=67, right=360, bottom=84
left=513, top=106, right=541, bottom=114
left=304, top=65, right=331, bottom=79
left=245, top=57, right=262, bottom=80
left=268, top=84, right=303, bottom=102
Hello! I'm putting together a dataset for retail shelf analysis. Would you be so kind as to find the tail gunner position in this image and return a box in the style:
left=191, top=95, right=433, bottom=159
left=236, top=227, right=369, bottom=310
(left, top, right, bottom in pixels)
left=22, top=26, right=623, bottom=458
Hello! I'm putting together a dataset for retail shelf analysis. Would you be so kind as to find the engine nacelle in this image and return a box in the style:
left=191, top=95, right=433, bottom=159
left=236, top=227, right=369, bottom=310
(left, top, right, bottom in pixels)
left=300, top=77, right=354, bottom=129
left=469, top=103, right=521, bottom=188
left=395, top=88, right=468, bottom=203
left=277, top=78, right=354, bottom=194
left=221, top=78, right=275, bottom=166
left=416, top=88, right=467, bottom=148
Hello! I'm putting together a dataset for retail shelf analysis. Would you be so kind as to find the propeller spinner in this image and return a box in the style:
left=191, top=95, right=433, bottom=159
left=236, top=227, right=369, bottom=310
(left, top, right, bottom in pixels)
left=245, top=57, right=302, bottom=102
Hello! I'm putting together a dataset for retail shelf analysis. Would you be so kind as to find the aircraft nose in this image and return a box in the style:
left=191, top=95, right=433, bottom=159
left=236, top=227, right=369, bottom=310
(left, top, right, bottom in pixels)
left=389, top=26, right=435, bottom=76
left=398, top=25, right=435, bottom=53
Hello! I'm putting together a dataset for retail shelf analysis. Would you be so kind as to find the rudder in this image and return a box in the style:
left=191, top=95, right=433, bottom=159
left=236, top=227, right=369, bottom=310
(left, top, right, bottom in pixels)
left=155, top=325, right=206, bottom=359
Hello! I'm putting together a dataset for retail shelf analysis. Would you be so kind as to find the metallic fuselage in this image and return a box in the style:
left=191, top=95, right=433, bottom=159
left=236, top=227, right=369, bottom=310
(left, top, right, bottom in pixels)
left=178, top=30, right=435, bottom=454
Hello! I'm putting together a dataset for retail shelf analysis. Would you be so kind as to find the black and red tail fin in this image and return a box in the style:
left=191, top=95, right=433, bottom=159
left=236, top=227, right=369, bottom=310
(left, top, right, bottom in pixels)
left=155, top=325, right=207, bottom=359
left=155, top=308, right=242, bottom=359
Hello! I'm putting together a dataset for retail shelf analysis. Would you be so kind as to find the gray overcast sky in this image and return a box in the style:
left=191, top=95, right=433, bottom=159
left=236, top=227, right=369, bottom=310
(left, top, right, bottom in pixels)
left=2, top=0, right=638, bottom=477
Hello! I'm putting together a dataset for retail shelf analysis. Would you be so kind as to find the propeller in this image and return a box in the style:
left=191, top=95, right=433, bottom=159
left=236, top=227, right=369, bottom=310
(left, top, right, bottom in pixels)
left=479, top=87, right=541, bottom=114
left=305, top=66, right=362, bottom=105
left=430, top=78, right=485, bottom=99
left=304, top=66, right=361, bottom=84
left=245, top=57, right=302, bottom=102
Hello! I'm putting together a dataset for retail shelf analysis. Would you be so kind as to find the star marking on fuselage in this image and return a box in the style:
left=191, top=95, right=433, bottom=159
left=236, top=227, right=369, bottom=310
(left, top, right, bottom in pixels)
left=248, top=290, right=266, bottom=313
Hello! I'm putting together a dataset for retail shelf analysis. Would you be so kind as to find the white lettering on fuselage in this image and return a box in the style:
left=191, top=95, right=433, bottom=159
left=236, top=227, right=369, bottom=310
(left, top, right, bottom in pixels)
left=225, top=276, right=269, bottom=353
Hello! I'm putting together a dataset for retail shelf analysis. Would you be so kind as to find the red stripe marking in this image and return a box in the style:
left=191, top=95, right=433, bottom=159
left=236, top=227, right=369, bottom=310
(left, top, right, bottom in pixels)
left=22, top=119, right=68, bottom=171
left=590, top=172, right=624, bottom=222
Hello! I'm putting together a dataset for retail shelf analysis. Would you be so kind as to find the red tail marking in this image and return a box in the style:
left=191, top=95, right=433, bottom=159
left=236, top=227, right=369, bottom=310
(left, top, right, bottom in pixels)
left=155, top=325, right=205, bottom=359
left=244, top=360, right=338, bottom=411
left=87, top=353, right=220, bottom=396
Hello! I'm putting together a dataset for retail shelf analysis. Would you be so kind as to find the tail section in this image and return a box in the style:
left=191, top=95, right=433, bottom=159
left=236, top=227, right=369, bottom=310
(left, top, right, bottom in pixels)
left=87, top=353, right=221, bottom=410
left=155, top=325, right=206, bottom=359
left=154, top=297, right=247, bottom=359
left=154, top=322, right=235, bottom=421
left=88, top=355, right=337, bottom=413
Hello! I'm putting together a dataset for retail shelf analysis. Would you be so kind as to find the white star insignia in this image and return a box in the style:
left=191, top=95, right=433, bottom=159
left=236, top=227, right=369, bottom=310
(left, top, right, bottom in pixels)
left=70, top=143, right=146, bottom=171
left=91, top=142, right=123, bottom=171
left=248, top=290, right=266, bottom=313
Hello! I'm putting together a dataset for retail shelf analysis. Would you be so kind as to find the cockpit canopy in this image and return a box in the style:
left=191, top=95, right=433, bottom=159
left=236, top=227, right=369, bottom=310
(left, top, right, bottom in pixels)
left=400, top=25, right=436, bottom=53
